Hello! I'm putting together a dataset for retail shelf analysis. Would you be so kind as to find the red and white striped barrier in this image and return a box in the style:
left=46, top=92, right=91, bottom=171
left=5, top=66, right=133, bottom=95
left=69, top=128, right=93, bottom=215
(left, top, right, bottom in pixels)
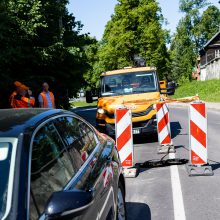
left=115, top=108, right=133, bottom=168
left=156, top=103, right=173, bottom=152
left=189, top=102, right=207, bottom=165
left=187, top=102, right=213, bottom=176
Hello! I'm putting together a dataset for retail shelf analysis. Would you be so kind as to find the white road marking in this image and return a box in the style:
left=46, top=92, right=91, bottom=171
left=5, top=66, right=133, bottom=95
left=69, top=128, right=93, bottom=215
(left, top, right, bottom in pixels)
left=74, top=107, right=97, bottom=112
left=169, top=152, right=186, bottom=220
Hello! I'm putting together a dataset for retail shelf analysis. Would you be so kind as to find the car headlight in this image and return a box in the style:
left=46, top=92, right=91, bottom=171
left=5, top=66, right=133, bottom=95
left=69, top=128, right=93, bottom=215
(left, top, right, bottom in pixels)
left=97, top=108, right=106, bottom=114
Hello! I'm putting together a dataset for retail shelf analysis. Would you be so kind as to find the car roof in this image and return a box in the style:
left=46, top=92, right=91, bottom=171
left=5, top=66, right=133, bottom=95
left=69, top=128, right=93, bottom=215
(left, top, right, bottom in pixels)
left=0, top=108, right=73, bottom=138
left=101, top=66, right=156, bottom=76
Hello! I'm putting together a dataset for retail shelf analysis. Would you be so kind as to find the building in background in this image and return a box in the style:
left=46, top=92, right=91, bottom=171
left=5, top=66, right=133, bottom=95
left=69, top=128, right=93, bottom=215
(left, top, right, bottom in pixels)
left=199, top=31, right=220, bottom=81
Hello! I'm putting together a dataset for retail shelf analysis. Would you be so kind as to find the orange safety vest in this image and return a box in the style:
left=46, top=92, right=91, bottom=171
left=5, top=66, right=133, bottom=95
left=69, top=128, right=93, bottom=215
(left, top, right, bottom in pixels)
left=10, top=92, right=35, bottom=108
left=40, top=92, right=55, bottom=108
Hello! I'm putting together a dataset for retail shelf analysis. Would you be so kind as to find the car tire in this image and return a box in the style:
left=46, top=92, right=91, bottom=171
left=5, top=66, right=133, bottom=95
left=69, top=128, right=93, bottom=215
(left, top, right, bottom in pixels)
left=116, top=181, right=127, bottom=220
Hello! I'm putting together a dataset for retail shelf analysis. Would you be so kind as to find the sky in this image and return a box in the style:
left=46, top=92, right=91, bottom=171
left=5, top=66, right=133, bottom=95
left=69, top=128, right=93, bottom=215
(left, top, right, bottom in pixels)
left=68, top=0, right=220, bottom=40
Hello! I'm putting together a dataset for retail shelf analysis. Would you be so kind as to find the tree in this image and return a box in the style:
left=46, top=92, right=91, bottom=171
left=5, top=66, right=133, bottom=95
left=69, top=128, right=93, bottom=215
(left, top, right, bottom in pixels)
left=0, top=0, right=91, bottom=109
left=197, top=5, right=220, bottom=46
left=170, top=0, right=220, bottom=83
left=84, top=0, right=170, bottom=87
left=170, top=19, right=196, bottom=82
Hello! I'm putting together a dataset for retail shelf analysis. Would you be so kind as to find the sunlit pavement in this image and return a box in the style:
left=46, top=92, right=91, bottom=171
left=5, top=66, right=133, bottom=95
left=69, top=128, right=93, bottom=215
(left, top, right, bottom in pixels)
left=74, top=106, right=220, bottom=220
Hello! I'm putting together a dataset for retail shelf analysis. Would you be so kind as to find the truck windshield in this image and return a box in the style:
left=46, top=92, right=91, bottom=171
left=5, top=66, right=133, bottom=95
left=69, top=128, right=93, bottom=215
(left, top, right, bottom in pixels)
left=101, top=71, right=158, bottom=97
left=0, top=142, right=13, bottom=219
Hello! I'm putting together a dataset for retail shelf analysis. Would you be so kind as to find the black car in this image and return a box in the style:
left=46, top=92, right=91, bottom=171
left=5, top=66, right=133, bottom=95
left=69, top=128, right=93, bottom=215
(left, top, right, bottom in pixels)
left=0, top=109, right=126, bottom=220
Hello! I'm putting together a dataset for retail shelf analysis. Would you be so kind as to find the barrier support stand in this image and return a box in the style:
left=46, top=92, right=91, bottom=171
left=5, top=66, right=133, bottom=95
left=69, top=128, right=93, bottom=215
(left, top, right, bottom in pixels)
left=122, top=166, right=139, bottom=178
left=115, top=107, right=139, bottom=178
left=157, top=144, right=175, bottom=154
left=186, top=100, right=213, bottom=176
left=186, top=164, right=213, bottom=176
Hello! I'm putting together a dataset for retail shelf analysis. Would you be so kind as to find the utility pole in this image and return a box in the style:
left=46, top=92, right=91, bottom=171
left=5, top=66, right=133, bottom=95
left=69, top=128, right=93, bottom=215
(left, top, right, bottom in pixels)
left=57, top=0, right=63, bottom=38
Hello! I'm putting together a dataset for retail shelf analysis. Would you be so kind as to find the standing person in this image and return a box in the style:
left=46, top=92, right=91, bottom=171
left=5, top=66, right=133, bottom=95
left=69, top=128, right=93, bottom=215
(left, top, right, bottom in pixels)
left=38, top=82, right=55, bottom=108
left=10, top=81, right=35, bottom=108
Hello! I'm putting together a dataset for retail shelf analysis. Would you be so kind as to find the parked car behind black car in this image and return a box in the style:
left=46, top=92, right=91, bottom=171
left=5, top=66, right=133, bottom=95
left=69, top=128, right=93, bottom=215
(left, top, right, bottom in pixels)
left=0, top=109, right=126, bottom=220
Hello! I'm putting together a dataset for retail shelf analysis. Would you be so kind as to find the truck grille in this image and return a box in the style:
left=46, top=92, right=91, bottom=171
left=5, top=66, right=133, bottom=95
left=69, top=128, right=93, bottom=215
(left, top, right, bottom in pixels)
left=106, top=106, right=153, bottom=119
left=108, top=120, right=150, bottom=129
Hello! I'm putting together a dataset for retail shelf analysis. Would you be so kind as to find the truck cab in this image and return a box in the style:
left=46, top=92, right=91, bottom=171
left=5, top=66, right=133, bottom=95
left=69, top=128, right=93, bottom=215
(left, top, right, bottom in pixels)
left=87, top=66, right=174, bottom=136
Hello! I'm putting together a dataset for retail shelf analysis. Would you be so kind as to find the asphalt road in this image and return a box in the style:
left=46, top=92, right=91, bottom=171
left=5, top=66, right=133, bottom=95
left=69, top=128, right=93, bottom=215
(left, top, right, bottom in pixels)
left=73, top=106, right=220, bottom=220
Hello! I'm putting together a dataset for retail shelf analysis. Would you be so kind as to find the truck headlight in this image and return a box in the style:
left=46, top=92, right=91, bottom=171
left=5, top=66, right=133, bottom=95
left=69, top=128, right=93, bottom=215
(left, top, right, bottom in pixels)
left=97, top=108, right=106, bottom=114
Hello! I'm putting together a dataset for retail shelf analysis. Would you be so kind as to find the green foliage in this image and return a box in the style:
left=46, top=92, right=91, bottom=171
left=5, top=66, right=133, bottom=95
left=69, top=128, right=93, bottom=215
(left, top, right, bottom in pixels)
left=84, top=0, right=170, bottom=88
left=8, top=0, right=46, bottom=36
left=172, top=79, right=220, bottom=102
left=0, top=0, right=91, bottom=109
left=197, top=5, right=220, bottom=46
left=170, top=0, right=220, bottom=82
left=71, top=100, right=97, bottom=107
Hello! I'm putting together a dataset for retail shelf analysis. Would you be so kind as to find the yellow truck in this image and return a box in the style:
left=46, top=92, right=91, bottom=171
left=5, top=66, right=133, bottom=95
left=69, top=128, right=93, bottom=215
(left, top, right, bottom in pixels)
left=86, top=66, right=175, bottom=136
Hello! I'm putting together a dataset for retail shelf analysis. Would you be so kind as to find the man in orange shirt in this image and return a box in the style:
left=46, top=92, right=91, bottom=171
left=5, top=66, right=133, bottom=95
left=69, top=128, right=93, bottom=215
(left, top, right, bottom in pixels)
left=10, top=81, right=35, bottom=108
left=38, top=82, right=55, bottom=108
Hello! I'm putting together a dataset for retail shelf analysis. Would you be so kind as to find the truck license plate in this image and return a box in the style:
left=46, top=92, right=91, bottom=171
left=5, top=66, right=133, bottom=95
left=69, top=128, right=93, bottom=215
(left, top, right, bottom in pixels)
left=133, top=128, right=140, bottom=134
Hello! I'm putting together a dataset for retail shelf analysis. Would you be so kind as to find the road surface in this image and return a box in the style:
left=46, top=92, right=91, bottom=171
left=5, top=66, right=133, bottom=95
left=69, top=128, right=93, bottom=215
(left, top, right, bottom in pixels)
left=73, top=106, right=220, bottom=220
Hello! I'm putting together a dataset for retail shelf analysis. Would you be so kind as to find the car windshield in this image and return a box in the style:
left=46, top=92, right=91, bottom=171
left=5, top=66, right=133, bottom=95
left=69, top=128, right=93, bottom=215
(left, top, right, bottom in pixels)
left=0, top=142, right=13, bottom=219
left=101, top=71, right=158, bottom=97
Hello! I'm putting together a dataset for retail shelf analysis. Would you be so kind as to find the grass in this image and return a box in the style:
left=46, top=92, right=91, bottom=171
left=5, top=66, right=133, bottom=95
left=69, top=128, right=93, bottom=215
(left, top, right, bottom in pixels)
left=70, top=80, right=220, bottom=106
left=70, top=100, right=97, bottom=107
left=172, top=79, right=220, bottom=102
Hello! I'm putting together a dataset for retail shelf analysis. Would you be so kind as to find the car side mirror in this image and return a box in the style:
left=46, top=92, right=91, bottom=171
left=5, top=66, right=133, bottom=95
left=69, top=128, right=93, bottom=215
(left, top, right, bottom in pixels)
left=86, top=89, right=99, bottom=103
left=160, top=81, right=176, bottom=95
left=86, top=91, right=93, bottom=103
left=44, top=190, right=93, bottom=219
left=160, top=90, right=175, bottom=95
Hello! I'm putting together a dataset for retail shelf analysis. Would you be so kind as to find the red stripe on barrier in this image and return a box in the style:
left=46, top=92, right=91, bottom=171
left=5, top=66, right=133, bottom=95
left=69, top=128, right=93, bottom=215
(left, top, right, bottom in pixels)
left=156, top=103, right=164, bottom=112
left=158, top=112, right=169, bottom=132
left=191, top=103, right=206, bottom=118
left=116, top=109, right=127, bottom=123
left=117, top=125, right=131, bottom=151
left=121, top=153, right=133, bottom=167
left=161, top=134, right=171, bottom=145
left=191, top=150, right=206, bottom=165
left=190, top=120, right=206, bottom=148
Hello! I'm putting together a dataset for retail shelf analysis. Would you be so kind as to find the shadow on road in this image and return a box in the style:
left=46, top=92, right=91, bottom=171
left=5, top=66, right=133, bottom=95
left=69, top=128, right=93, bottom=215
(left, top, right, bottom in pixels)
left=171, top=121, right=182, bottom=139
left=133, top=133, right=158, bottom=145
left=70, top=106, right=97, bottom=126
left=175, top=145, right=189, bottom=151
left=208, top=159, right=220, bottom=171
left=126, top=202, right=151, bottom=220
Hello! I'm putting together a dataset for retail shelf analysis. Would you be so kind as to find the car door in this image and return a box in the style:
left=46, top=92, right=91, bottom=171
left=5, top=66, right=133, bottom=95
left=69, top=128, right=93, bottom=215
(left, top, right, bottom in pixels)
left=29, top=120, right=77, bottom=220
left=54, top=115, right=117, bottom=220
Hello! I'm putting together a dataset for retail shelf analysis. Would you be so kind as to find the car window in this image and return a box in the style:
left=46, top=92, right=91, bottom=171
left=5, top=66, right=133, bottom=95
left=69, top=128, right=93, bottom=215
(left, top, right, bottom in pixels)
left=54, top=116, right=98, bottom=165
left=30, top=121, right=75, bottom=219
left=0, top=142, right=13, bottom=219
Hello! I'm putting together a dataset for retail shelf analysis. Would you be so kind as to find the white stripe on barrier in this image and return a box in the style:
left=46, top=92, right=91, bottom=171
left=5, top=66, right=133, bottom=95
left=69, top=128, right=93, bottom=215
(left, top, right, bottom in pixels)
left=116, top=111, right=131, bottom=137
left=118, top=139, right=133, bottom=163
left=157, top=104, right=168, bottom=122
left=190, top=105, right=207, bottom=133
left=159, top=124, right=169, bottom=143
left=191, top=136, right=207, bottom=163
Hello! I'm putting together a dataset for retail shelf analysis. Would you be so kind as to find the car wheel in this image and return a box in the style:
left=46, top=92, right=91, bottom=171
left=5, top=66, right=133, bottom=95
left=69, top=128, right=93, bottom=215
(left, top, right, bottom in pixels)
left=116, top=182, right=126, bottom=220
